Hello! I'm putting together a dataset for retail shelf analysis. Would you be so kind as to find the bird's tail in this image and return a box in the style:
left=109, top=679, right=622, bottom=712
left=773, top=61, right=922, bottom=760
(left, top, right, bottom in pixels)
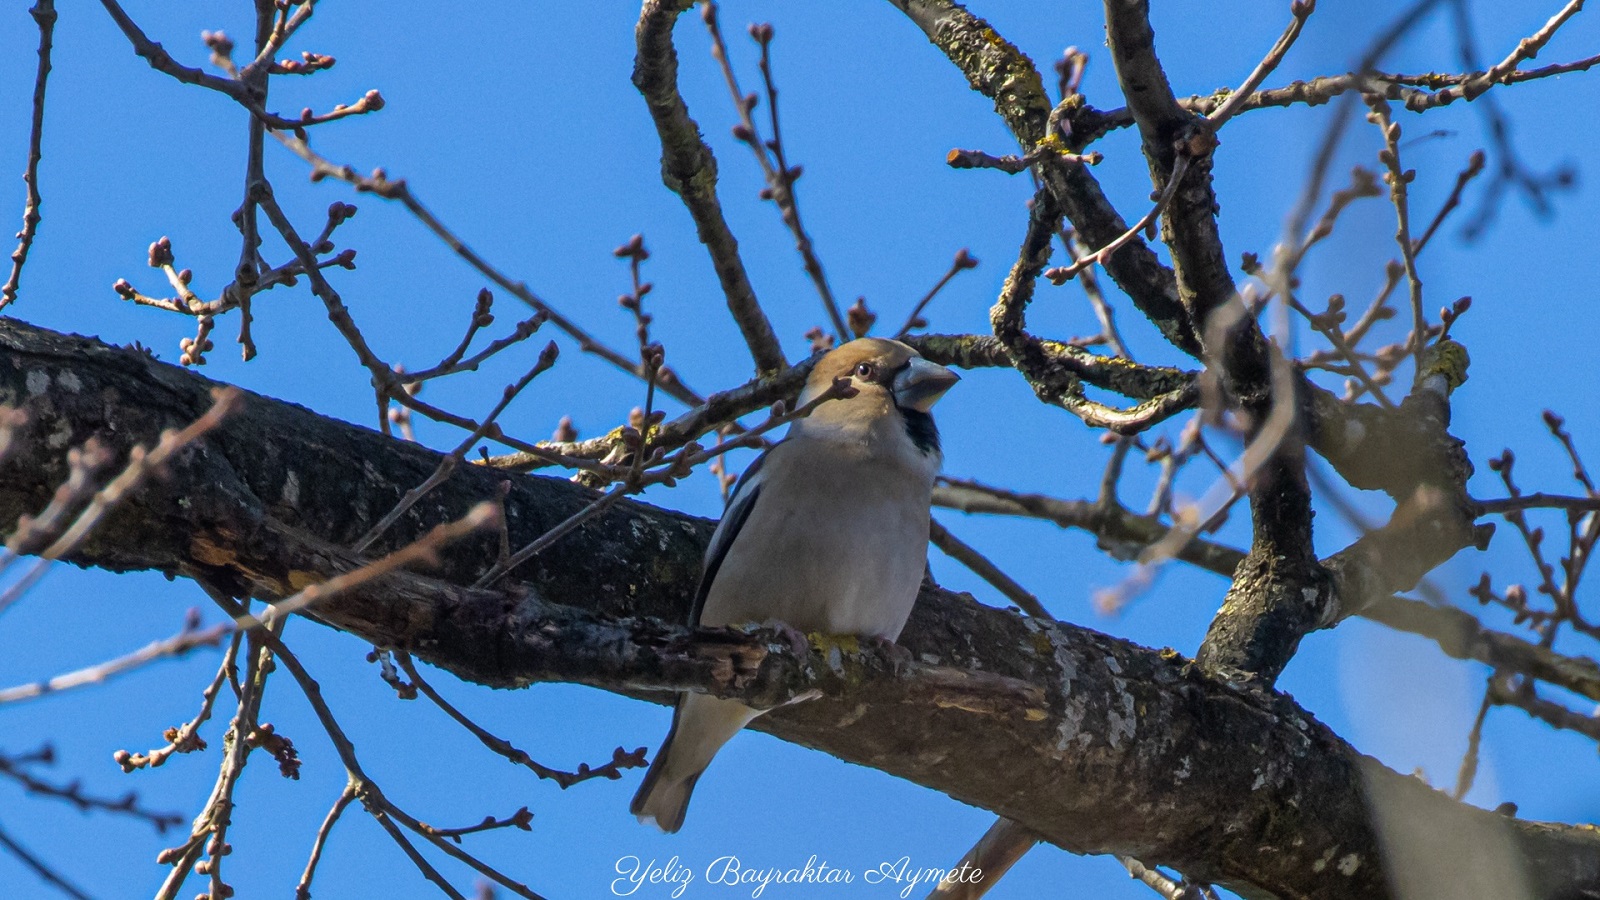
left=631, top=693, right=759, bottom=833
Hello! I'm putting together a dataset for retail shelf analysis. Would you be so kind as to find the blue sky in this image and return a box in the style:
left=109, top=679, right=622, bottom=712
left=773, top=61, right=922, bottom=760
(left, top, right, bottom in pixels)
left=1, top=1, right=1597, bottom=898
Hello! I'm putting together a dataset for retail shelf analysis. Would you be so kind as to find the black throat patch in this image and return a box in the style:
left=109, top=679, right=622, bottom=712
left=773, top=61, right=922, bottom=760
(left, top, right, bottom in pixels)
left=900, top=407, right=940, bottom=456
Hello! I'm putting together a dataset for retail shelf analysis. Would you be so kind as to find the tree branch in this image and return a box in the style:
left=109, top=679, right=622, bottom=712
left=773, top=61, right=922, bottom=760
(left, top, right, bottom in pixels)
left=4, top=320, right=1600, bottom=900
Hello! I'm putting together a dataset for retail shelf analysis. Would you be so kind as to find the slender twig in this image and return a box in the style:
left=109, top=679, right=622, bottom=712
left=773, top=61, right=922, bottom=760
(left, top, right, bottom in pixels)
left=1206, top=0, right=1315, bottom=130
left=295, top=784, right=356, bottom=900
left=1452, top=679, right=1495, bottom=799
left=1480, top=493, right=1600, bottom=515
left=473, top=487, right=629, bottom=589
left=96, top=0, right=366, bottom=131
left=154, top=620, right=275, bottom=900
left=946, top=145, right=1102, bottom=173
left=1, top=0, right=56, bottom=309
left=896, top=249, right=979, bottom=338
left=1061, top=231, right=1130, bottom=357
left=203, top=588, right=548, bottom=900
left=416, top=807, right=534, bottom=843
left=1413, top=0, right=1588, bottom=110
left=393, top=652, right=647, bottom=789
left=1364, top=95, right=1428, bottom=371
left=1489, top=676, right=1600, bottom=741
left=928, top=518, right=1049, bottom=618
left=237, top=0, right=317, bottom=83
left=269, top=131, right=709, bottom=406
left=115, top=633, right=243, bottom=772
left=355, top=346, right=557, bottom=554
left=1412, top=150, right=1486, bottom=254
left=1044, top=156, right=1193, bottom=283
left=0, top=752, right=183, bottom=832
left=701, top=3, right=847, bottom=341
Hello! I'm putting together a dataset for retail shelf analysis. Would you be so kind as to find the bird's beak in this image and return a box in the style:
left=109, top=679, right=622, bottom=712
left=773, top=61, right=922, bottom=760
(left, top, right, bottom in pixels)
left=893, top=357, right=960, bottom=413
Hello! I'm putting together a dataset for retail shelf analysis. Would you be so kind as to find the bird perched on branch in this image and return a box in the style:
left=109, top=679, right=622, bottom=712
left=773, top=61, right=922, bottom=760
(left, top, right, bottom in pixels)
left=631, top=338, right=960, bottom=833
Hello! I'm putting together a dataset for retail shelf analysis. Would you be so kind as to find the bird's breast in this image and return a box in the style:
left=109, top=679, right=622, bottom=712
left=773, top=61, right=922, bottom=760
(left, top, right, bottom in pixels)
left=697, top=455, right=932, bottom=641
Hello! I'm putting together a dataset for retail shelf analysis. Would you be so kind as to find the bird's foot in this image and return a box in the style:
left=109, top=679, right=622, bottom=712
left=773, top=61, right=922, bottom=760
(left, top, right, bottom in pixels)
left=862, top=634, right=913, bottom=675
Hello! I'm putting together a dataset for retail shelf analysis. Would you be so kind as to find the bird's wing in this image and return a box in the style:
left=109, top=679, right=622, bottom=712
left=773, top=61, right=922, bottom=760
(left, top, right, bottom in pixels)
left=689, top=445, right=774, bottom=626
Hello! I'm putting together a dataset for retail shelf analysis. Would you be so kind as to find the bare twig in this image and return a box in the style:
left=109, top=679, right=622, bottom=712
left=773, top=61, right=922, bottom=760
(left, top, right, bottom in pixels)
left=1479, top=493, right=1600, bottom=515
left=417, top=807, right=534, bottom=843
left=1413, top=150, right=1486, bottom=254
left=1206, top=0, right=1315, bottom=130
left=295, top=784, right=356, bottom=900
left=928, top=518, right=1049, bottom=618
left=1363, top=95, right=1428, bottom=372
left=355, top=346, right=557, bottom=554
left=896, top=249, right=979, bottom=338
left=154, top=620, right=276, bottom=900
left=270, top=132, right=710, bottom=405
left=203, top=588, right=549, bottom=900
left=946, top=145, right=1102, bottom=174
left=1, top=0, right=56, bottom=309
left=1044, top=156, right=1193, bottom=284
left=701, top=3, right=847, bottom=342
left=1452, top=679, right=1494, bottom=799
left=393, top=652, right=646, bottom=788
left=472, top=486, right=629, bottom=589
left=115, top=633, right=243, bottom=772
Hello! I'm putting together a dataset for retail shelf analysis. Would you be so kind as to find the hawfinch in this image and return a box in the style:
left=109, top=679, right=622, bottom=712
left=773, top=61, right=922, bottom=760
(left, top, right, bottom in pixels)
left=631, top=338, right=959, bottom=833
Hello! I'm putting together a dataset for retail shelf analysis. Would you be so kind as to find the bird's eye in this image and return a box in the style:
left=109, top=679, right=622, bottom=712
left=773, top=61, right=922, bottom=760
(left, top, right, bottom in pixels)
left=854, top=362, right=877, bottom=380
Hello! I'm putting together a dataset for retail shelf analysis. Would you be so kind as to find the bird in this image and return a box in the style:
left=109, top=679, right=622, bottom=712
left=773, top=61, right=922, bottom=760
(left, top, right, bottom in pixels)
left=630, top=337, right=959, bottom=833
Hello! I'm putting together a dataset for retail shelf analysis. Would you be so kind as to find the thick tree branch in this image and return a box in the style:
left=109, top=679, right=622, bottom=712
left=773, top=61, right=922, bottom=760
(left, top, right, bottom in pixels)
left=885, top=0, right=1201, bottom=356
left=990, top=191, right=1198, bottom=435
left=4, top=320, right=1600, bottom=900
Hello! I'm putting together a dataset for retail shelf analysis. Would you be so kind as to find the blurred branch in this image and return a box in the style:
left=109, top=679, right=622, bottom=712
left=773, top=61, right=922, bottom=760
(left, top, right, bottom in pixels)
left=0, top=387, right=241, bottom=618
left=0, top=616, right=226, bottom=705
left=0, top=750, right=183, bottom=832
left=924, top=817, right=1039, bottom=900
left=0, top=820, right=92, bottom=900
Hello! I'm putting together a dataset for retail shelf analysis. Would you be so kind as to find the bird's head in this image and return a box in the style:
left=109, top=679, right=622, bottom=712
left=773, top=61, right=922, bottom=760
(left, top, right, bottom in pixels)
left=792, top=338, right=960, bottom=457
